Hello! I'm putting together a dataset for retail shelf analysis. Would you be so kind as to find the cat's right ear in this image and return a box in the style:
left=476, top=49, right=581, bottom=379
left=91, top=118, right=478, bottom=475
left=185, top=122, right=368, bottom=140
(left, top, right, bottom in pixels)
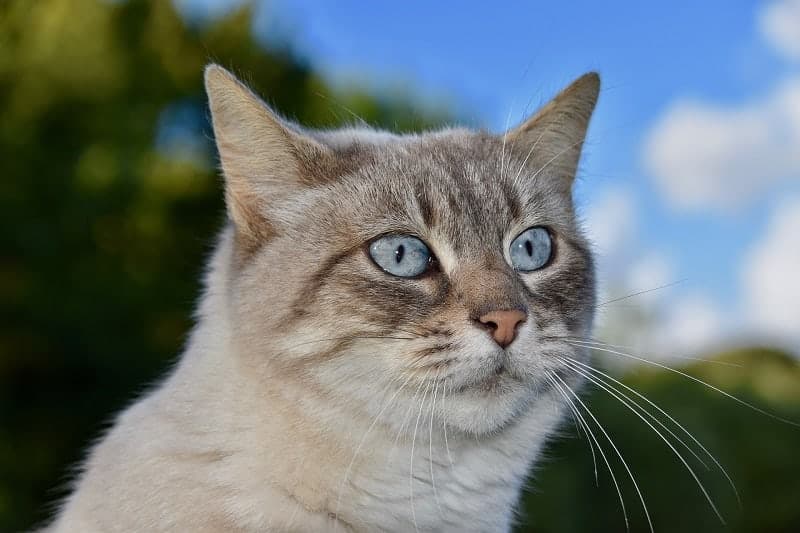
left=204, top=64, right=327, bottom=244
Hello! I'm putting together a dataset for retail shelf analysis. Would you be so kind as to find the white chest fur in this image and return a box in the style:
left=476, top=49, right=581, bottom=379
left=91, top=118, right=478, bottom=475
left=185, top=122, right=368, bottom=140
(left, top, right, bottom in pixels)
left=324, top=395, right=565, bottom=533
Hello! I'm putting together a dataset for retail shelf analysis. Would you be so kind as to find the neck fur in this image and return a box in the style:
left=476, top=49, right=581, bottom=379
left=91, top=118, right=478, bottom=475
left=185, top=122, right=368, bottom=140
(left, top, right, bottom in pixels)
left=162, top=229, right=564, bottom=532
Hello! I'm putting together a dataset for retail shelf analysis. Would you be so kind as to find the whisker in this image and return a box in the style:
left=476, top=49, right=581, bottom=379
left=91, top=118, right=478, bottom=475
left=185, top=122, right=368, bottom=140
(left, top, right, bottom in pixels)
left=567, top=337, right=743, bottom=368
left=559, top=357, right=726, bottom=524
left=565, top=355, right=741, bottom=505
left=577, top=404, right=601, bottom=486
left=567, top=340, right=800, bottom=428
left=552, top=373, right=654, bottom=533
left=334, top=372, right=414, bottom=520
left=287, top=335, right=418, bottom=351
left=312, top=91, right=370, bottom=127
left=500, top=103, right=515, bottom=179
left=429, top=380, right=444, bottom=517
left=410, top=377, right=433, bottom=533
left=394, top=326, right=434, bottom=338
left=522, top=135, right=588, bottom=185
left=441, top=381, right=454, bottom=468
left=550, top=374, right=599, bottom=486
left=547, top=374, right=627, bottom=530
left=561, top=356, right=709, bottom=469
left=390, top=374, right=430, bottom=463
left=511, top=121, right=553, bottom=185
left=595, top=280, right=687, bottom=308
left=503, top=58, right=539, bottom=174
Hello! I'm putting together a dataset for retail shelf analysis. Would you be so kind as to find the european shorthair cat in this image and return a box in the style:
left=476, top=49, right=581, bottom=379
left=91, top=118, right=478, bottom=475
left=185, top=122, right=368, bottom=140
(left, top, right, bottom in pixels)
left=48, top=65, right=600, bottom=532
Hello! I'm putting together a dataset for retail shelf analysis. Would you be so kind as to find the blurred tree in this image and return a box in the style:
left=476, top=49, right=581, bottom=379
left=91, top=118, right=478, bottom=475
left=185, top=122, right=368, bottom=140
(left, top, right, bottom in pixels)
left=520, top=348, right=800, bottom=533
left=0, top=0, right=448, bottom=529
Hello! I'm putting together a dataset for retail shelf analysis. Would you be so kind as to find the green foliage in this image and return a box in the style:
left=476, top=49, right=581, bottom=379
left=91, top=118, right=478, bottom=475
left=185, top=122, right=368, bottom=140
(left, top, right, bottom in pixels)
left=519, top=348, right=800, bottom=532
left=0, top=1, right=448, bottom=529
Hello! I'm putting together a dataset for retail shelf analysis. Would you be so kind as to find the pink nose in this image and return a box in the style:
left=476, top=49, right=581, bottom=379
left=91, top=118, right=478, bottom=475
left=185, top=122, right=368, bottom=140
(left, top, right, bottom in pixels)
left=477, top=309, right=527, bottom=348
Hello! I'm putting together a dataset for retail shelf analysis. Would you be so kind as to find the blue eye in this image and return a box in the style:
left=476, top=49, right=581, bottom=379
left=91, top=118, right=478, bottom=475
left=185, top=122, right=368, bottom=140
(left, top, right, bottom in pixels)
left=509, top=227, right=552, bottom=271
left=369, top=235, right=431, bottom=277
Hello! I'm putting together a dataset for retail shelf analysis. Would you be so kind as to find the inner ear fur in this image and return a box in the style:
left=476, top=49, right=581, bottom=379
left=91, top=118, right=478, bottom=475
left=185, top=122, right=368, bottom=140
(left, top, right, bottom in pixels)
left=204, top=64, right=330, bottom=243
left=505, top=72, right=600, bottom=191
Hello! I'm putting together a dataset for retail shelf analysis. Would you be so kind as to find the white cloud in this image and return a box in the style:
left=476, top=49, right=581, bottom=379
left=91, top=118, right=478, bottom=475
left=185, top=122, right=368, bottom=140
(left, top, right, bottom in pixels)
left=584, top=186, right=637, bottom=263
left=652, top=293, right=726, bottom=356
left=614, top=3, right=800, bottom=358
left=588, top=244, right=699, bottom=363
left=583, top=188, right=685, bottom=353
left=594, top=288, right=729, bottom=367
left=593, top=251, right=675, bottom=330
left=626, top=252, right=676, bottom=305
left=759, top=0, right=800, bottom=61
left=742, top=197, right=800, bottom=346
left=643, top=77, right=800, bottom=211
left=596, top=196, right=800, bottom=361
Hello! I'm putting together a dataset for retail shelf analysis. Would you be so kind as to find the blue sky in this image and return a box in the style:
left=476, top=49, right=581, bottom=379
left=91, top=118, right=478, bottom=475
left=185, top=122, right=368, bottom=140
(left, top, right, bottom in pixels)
left=177, top=0, right=800, bottom=356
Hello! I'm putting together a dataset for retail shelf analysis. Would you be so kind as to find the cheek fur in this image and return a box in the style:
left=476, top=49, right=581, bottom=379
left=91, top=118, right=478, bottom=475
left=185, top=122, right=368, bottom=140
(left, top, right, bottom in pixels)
left=312, top=255, right=451, bottom=330
left=521, top=242, right=595, bottom=335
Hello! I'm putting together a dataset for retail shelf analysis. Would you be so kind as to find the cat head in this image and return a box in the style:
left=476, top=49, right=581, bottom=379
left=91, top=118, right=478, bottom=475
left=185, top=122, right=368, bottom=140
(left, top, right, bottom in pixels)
left=205, top=65, right=599, bottom=435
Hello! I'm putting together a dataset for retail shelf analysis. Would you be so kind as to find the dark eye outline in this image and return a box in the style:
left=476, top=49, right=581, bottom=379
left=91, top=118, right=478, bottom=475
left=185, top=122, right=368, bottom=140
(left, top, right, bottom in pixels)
left=508, top=226, right=555, bottom=272
left=366, top=233, right=438, bottom=279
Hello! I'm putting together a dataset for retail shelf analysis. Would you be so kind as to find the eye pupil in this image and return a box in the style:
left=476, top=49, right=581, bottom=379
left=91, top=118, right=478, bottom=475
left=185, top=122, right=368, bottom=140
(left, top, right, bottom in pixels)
left=369, top=235, right=431, bottom=278
left=509, top=227, right=552, bottom=272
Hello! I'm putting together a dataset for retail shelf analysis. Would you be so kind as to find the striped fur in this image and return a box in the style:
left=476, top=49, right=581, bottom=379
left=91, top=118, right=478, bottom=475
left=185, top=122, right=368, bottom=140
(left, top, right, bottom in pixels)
left=48, top=65, right=600, bottom=532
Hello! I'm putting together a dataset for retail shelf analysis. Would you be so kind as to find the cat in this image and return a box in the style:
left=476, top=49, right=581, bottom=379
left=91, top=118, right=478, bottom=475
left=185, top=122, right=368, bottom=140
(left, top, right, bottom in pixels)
left=46, top=64, right=600, bottom=532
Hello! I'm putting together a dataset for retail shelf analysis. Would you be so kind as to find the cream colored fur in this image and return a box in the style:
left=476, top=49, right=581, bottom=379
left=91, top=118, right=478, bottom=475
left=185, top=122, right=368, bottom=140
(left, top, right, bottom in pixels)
left=49, top=230, right=565, bottom=532
left=47, top=65, right=600, bottom=532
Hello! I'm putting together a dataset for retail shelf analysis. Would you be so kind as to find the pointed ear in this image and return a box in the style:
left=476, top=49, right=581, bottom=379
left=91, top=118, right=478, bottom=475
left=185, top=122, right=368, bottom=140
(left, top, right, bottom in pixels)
left=204, top=64, right=327, bottom=244
left=506, top=72, right=600, bottom=191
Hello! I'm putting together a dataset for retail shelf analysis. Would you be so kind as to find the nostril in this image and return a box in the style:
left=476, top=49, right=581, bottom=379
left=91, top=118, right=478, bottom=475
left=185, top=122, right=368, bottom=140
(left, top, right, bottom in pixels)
left=472, top=317, right=499, bottom=333
left=476, top=309, right=528, bottom=348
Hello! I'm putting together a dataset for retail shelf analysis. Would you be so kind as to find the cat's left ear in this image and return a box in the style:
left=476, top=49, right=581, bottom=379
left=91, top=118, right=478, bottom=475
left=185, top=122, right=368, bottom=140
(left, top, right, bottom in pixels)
left=505, top=72, right=600, bottom=192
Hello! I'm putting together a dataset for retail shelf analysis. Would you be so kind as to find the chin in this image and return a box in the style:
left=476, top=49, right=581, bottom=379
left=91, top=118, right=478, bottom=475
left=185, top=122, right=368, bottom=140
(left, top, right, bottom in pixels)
left=439, top=371, right=541, bottom=435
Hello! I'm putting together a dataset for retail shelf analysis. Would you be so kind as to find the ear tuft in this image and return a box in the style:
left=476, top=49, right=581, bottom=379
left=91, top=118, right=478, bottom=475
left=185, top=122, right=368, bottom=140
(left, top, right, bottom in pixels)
left=204, top=63, right=238, bottom=96
left=506, top=72, right=601, bottom=191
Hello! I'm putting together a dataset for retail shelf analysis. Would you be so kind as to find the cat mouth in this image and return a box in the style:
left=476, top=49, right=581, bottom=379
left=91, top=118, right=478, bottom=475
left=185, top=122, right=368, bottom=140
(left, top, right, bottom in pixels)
left=478, top=364, right=509, bottom=391
left=456, top=361, right=518, bottom=394
left=457, top=354, right=577, bottom=397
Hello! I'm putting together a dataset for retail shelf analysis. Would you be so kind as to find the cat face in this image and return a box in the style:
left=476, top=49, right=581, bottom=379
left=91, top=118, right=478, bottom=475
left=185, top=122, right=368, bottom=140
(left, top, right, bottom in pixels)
left=205, top=66, right=599, bottom=435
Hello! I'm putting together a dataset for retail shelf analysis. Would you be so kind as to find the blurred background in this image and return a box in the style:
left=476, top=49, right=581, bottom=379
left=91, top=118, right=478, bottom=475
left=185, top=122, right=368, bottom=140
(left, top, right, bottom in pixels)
left=1, top=0, right=798, bottom=531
